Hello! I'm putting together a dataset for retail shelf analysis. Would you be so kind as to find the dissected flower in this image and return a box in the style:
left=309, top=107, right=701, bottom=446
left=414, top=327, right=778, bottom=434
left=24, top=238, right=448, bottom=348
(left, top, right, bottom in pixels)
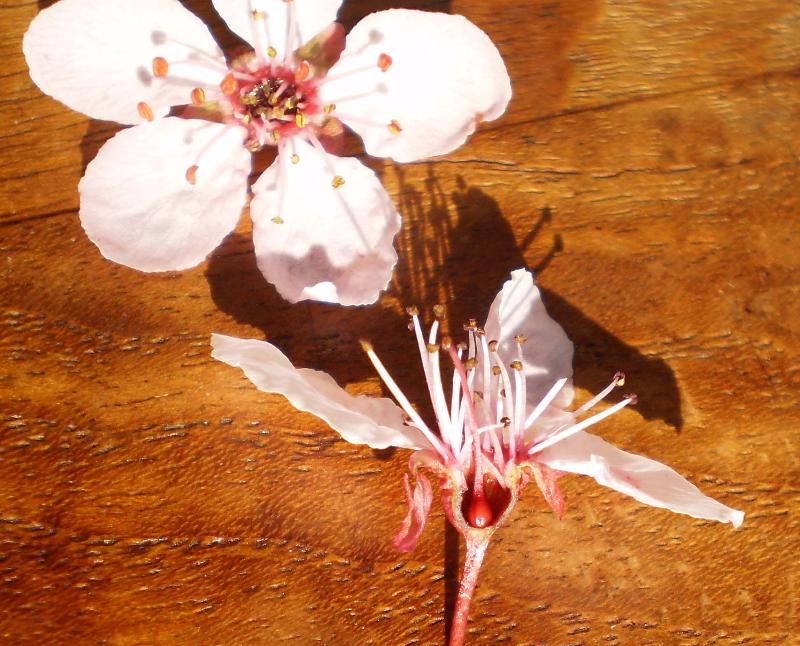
left=23, top=0, right=511, bottom=305
left=211, top=269, right=743, bottom=645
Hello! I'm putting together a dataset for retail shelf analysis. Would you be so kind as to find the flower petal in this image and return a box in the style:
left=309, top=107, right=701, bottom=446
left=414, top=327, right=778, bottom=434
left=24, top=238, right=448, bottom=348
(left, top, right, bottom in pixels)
left=393, top=471, right=433, bottom=553
left=319, top=9, right=511, bottom=162
left=483, top=269, right=575, bottom=413
left=212, top=0, right=342, bottom=59
left=79, top=118, right=250, bottom=272
left=250, top=138, right=400, bottom=305
left=211, top=334, right=426, bottom=450
left=537, top=431, right=745, bottom=527
left=23, top=0, right=225, bottom=125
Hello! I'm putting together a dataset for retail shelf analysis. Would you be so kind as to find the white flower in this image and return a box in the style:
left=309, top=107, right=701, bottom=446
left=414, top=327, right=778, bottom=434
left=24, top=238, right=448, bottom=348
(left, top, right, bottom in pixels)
left=211, top=269, right=743, bottom=645
left=23, top=0, right=511, bottom=305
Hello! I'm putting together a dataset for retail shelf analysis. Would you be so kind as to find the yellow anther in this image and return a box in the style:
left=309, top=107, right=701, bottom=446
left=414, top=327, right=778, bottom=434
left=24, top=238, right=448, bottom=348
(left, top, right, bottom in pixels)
left=271, top=216, right=284, bottom=224
left=270, top=131, right=281, bottom=143
left=510, top=360, right=523, bottom=371
left=433, top=304, right=445, bottom=318
left=465, top=358, right=477, bottom=370
left=388, top=119, right=402, bottom=135
left=267, top=46, right=277, bottom=58
left=295, top=112, right=305, bottom=128
left=359, top=339, right=374, bottom=353
left=291, top=154, right=300, bottom=164
left=426, top=343, right=440, bottom=354
left=491, top=366, right=502, bottom=376
left=515, top=334, right=527, bottom=344
left=441, top=336, right=452, bottom=350
left=251, top=9, right=262, bottom=19
left=331, top=175, right=345, bottom=189
left=324, top=103, right=336, bottom=113
left=406, top=305, right=419, bottom=317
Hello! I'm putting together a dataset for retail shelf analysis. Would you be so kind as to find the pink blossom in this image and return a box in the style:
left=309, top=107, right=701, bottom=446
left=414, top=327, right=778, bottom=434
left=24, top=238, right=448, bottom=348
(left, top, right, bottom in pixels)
left=211, top=269, right=743, bottom=644
left=23, top=0, right=510, bottom=305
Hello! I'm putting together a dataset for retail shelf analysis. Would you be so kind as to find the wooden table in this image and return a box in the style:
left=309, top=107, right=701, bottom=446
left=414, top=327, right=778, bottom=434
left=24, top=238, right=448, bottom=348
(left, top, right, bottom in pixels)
left=2, top=0, right=798, bottom=643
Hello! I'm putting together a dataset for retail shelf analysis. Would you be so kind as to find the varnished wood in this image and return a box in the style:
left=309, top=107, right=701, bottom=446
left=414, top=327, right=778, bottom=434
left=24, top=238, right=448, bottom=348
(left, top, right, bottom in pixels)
left=1, top=0, right=798, bottom=643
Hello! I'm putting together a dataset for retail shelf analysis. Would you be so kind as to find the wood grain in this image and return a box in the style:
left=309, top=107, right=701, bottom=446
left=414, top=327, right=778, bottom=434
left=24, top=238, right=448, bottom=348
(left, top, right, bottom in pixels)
left=1, top=0, right=798, bottom=644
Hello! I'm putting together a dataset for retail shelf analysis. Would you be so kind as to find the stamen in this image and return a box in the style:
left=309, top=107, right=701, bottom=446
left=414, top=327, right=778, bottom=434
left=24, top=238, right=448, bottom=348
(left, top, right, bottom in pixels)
left=137, top=102, right=154, bottom=121
left=324, top=103, right=336, bottom=113
left=331, top=175, right=345, bottom=189
left=185, top=165, right=198, bottom=185
left=220, top=73, right=237, bottom=95
left=152, top=57, right=169, bottom=77
left=290, top=154, right=300, bottom=164
left=388, top=120, right=402, bottom=135
left=377, top=53, right=393, bottom=72
left=360, top=340, right=450, bottom=461
left=574, top=371, right=626, bottom=416
left=267, top=46, right=278, bottom=58
left=529, top=394, right=637, bottom=455
left=447, top=343, right=485, bottom=497
left=295, top=112, right=305, bottom=128
left=190, top=87, right=206, bottom=105
left=295, top=61, right=310, bottom=81
left=271, top=216, right=284, bottom=224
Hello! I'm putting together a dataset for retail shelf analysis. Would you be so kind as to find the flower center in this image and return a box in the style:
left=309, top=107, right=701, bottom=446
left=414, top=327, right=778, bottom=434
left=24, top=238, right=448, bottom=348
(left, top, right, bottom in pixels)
left=222, top=56, right=321, bottom=151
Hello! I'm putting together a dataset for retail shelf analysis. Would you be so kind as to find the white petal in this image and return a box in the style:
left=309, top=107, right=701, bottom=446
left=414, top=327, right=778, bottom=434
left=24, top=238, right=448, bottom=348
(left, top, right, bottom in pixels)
left=250, top=138, right=400, bottom=305
left=319, top=9, right=511, bottom=162
left=79, top=118, right=250, bottom=272
left=484, top=269, right=575, bottom=412
left=211, top=334, right=426, bottom=450
left=538, top=431, right=745, bottom=527
left=213, top=0, right=342, bottom=58
left=24, top=0, right=225, bottom=125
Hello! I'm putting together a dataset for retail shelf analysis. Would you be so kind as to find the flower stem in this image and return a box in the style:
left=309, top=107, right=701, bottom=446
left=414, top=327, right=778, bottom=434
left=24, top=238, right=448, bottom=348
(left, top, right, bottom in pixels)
left=448, top=536, right=489, bottom=646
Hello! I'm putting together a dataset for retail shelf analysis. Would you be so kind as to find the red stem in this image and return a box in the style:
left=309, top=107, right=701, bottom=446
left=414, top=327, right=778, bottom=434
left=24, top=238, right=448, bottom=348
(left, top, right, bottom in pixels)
left=448, top=537, right=489, bottom=646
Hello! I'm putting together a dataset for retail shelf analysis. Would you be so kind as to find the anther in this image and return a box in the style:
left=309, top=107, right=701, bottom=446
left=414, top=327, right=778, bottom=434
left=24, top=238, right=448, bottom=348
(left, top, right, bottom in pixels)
left=190, top=87, right=206, bottom=106
left=515, top=335, right=527, bottom=344
left=457, top=342, right=467, bottom=352
left=137, top=102, right=154, bottom=122
left=359, top=339, right=374, bottom=352
left=267, top=46, right=277, bottom=58
left=291, top=154, right=300, bottom=164
left=491, top=366, right=502, bottom=376
left=475, top=327, right=486, bottom=336
left=377, top=53, right=393, bottom=72
left=406, top=305, right=419, bottom=317
left=467, top=318, right=478, bottom=329
left=388, top=120, right=402, bottom=135
left=510, top=360, right=523, bottom=371
left=296, top=61, right=310, bottom=81
left=625, top=393, right=638, bottom=405
left=324, top=103, right=336, bottom=113
left=331, top=175, right=345, bottom=189
left=185, top=165, right=198, bottom=185
left=271, top=216, right=284, bottom=224
left=295, top=112, right=306, bottom=128
left=488, top=340, right=498, bottom=352
left=614, top=371, right=626, bottom=386
left=251, top=9, right=262, bottom=19
left=220, top=73, right=237, bottom=95
left=465, top=357, right=477, bottom=370
left=441, top=336, right=452, bottom=350
left=426, top=343, right=440, bottom=354
left=433, top=304, right=445, bottom=318
left=152, top=57, right=169, bottom=78
left=270, top=131, right=281, bottom=143
left=500, top=416, right=511, bottom=427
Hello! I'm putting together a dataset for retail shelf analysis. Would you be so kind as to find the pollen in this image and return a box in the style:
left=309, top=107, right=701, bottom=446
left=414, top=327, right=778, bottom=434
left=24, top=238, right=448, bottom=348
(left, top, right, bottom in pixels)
left=614, top=371, right=626, bottom=387
left=324, top=103, right=336, bottom=113
left=271, top=216, right=284, bottom=224
left=137, top=101, right=154, bottom=121
left=295, top=112, right=306, bottom=128
left=291, top=154, right=300, bottom=164
left=190, top=87, right=206, bottom=106
left=388, top=120, right=402, bottom=135
left=331, top=175, right=345, bottom=189
left=220, top=73, right=237, bottom=95
left=267, top=46, right=277, bottom=58
left=185, top=165, right=199, bottom=185
left=377, top=53, right=393, bottom=72
left=152, top=57, right=169, bottom=78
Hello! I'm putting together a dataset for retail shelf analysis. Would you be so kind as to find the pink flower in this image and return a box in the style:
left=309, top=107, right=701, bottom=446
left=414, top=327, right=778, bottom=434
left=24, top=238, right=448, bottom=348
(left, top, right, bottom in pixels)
left=211, top=269, right=743, bottom=645
left=23, top=0, right=510, bottom=305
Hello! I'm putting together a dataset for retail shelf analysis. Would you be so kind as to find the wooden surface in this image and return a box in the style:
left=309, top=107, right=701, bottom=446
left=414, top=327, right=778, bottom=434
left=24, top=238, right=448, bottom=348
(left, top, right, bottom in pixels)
left=1, top=0, right=799, bottom=644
